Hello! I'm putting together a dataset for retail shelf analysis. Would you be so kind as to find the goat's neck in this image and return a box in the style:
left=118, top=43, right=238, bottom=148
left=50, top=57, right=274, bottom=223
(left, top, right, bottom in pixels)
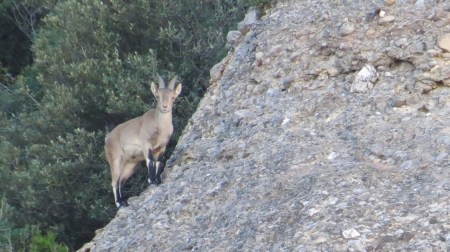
left=155, top=110, right=173, bottom=128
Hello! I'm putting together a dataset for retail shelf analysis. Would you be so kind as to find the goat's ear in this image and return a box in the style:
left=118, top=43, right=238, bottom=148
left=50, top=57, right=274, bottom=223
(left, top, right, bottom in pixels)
left=174, top=83, right=182, bottom=97
left=150, top=82, right=158, bottom=96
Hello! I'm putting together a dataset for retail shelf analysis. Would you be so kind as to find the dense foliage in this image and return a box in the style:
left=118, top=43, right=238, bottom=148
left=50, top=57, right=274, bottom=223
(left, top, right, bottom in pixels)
left=0, top=0, right=270, bottom=250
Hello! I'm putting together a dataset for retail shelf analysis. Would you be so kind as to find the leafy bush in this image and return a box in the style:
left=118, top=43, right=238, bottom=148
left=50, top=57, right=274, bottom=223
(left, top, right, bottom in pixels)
left=29, top=229, right=68, bottom=252
left=1, top=197, right=31, bottom=251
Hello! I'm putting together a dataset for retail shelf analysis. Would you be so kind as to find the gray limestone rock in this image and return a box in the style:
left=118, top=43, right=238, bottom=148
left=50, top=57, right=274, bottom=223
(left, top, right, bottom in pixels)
left=237, top=7, right=260, bottom=34
left=351, top=64, right=379, bottom=93
left=82, top=1, right=450, bottom=251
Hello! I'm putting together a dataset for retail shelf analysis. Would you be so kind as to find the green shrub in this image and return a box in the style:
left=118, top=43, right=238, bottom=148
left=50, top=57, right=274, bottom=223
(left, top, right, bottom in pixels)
left=29, top=229, right=68, bottom=252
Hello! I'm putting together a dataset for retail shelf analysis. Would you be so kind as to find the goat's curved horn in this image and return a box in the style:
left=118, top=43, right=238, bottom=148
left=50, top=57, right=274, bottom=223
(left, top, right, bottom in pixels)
left=168, top=76, right=178, bottom=89
left=156, top=73, right=165, bottom=89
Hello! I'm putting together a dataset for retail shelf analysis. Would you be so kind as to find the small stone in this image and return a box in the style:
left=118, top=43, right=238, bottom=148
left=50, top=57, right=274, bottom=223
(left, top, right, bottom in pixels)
left=370, top=143, right=383, bottom=155
left=347, top=240, right=365, bottom=252
left=327, top=152, right=339, bottom=160
left=379, top=11, right=386, bottom=17
left=429, top=217, right=438, bottom=224
left=437, top=33, right=450, bottom=52
left=410, top=41, right=425, bottom=53
left=313, top=237, right=327, bottom=244
left=436, top=152, right=448, bottom=161
left=255, top=52, right=264, bottom=61
left=339, top=42, right=353, bottom=50
left=343, top=229, right=361, bottom=238
left=213, top=125, right=223, bottom=134
left=366, top=29, right=375, bottom=35
left=400, top=160, right=414, bottom=170
left=237, top=7, right=260, bottom=33
left=416, top=81, right=433, bottom=93
left=252, top=84, right=267, bottom=95
left=290, top=51, right=302, bottom=61
left=226, top=31, right=242, bottom=46
left=379, top=15, right=396, bottom=25
left=427, top=49, right=441, bottom=57
left=365, top=11, right=378, bottom=22
left=268, top=45, right=283, bottom=57
left=336, top=202, right=348, bottom=208
left=415, top=0, right=425, bottom=6
left=395, top=229, right=404, bottom=237
left=406, top=93, right=421, bottom=105
left=381, top=235, right=396, bottom=242
left=234, top=110, right=252, bottom=121
left=281, top=76, right=295, bottom=86
left=422, top=247, right=433, bottom=252
left=351, top=64, right=379, bottom=93
left=436, top=10, right=449, bottom=21
left=266, top=88, right=279, bottom=96
left=385, top=0, right=395, bottom=5
left=309, top=208, right=320, bottom=216
left=327, top=67, right=340, bottom=76
left=400, top=232, right=415, bottom=242
left=209, top=58, right=228, bottom=85
left=328, top=197, right=338, bottom=205
left=443, top=79, right=450, bottom=86
left=321, top=30, right=330, bottom=38
left=339, top=22, right=355, bottom=36
left=353, top=188, right=363, bottom=194
left=395, top=38, right=408, bottom=47
left=445, top=234, right=450, bottom=241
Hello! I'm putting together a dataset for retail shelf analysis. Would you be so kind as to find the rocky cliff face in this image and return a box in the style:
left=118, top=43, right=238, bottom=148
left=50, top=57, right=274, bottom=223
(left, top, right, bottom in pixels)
left=82, top=0, right=450, bottom=251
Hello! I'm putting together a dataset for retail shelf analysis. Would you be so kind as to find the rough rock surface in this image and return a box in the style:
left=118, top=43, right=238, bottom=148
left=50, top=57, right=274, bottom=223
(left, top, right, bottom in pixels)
left=83, top=0, right=450, bottom=251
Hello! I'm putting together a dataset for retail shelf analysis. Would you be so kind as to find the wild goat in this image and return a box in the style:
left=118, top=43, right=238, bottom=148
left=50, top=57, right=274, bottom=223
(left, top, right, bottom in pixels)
left=104, top=74, right=182, bottom=207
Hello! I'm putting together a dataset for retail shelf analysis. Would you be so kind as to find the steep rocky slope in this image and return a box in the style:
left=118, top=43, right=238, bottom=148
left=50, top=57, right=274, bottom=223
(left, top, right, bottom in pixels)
left=82, top=0, right=450, bottom=251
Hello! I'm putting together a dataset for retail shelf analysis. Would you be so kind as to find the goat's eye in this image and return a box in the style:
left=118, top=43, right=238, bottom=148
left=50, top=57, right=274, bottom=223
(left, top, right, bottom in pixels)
left=172, top=97, right=175, bottom=100
left=155, top=95, right=159, bottom=98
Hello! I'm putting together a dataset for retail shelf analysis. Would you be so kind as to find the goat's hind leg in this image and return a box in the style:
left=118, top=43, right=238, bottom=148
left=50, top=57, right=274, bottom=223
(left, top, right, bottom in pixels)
left=114, top=161, right=138, bottom=207
left=112, top=178, right=128, bottom=208
left=110, top=156, right=128, bottom=207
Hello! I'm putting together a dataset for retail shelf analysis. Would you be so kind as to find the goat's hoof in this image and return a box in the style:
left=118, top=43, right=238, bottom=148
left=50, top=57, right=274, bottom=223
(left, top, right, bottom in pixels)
left=116, top=201, right=128, bottom=208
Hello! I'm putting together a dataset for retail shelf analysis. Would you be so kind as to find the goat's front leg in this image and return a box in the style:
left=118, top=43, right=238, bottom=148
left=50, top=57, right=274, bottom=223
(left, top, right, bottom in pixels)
left=147, top=149, right=157, bottom=185
left=155, top=151, right=165, bottom=185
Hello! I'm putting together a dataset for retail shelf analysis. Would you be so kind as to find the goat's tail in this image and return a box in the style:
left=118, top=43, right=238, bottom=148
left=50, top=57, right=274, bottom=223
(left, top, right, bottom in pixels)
left=105, top=124, right=116, bottom=142
left=105, top=123, right=116, bottom=134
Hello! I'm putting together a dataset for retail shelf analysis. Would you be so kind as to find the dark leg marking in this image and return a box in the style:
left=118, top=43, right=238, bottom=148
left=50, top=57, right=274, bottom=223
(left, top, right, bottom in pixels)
left=147, top=149, right=157, bottom=185
left=155, top=152, right=165, bottom=185
left=115, top=186, right=128, bottom=207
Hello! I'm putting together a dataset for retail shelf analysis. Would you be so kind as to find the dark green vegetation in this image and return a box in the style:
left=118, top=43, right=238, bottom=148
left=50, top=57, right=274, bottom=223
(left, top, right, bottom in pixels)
left=0, top=0, right=270, bottom=250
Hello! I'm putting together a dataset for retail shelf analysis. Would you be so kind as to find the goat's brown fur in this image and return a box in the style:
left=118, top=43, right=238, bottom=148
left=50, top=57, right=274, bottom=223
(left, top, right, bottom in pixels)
left=104, top=74, right=181, bottom=207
